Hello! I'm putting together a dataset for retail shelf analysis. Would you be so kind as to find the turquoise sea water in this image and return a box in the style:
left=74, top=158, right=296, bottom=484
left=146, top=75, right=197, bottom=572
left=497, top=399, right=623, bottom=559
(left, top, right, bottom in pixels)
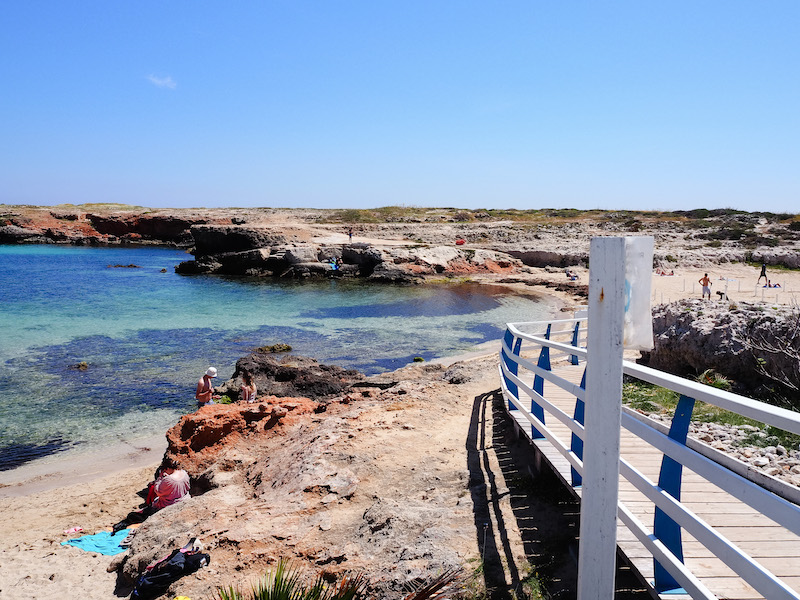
left=0, top=245, right=552, bottom=471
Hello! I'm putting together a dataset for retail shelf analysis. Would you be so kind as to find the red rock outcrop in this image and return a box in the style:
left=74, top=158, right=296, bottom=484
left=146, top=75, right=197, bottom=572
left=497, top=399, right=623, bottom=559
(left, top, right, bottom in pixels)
left=0, top=208, right=214, bottom=245
left=165, top=397, right=319, bottom=476
left=87, top=214, right=208, bottom=243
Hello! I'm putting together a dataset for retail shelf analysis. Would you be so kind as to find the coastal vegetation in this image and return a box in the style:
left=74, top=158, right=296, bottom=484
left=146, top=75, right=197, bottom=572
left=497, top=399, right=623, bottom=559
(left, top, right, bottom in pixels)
left=315, top=206, right=798, bottom=226
left=622, top=377, right=800, bottom=452
left=214, top=559, right=465, bottom=600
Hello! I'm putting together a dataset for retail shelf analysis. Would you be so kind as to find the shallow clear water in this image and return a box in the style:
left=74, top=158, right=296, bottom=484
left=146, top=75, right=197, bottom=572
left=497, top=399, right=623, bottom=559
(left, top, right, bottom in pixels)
left=0, top=244, right=552, bottom=470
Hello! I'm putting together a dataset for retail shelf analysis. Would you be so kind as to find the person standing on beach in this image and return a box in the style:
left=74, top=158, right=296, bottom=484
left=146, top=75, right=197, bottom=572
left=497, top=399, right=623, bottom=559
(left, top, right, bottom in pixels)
left=196, top=367, right=219, bottom=407
left=758, top=263, right=767, bottom=284
left=348, top=227, right=353, bottom=241
left=699, top=273, right=712, bottom=299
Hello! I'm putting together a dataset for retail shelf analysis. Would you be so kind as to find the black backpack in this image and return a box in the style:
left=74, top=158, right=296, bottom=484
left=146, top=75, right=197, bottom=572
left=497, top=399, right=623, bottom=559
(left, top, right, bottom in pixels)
left=131, top=548, right=210, bottom=600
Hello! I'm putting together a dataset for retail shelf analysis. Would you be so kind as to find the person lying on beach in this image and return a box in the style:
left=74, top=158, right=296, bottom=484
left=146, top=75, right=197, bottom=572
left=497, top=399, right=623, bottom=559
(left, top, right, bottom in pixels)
left=113, top=458, right=191, bottom=531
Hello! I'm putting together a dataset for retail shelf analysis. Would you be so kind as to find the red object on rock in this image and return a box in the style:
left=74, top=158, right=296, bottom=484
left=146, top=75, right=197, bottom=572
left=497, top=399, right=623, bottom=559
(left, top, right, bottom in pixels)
left=455, top=239, right=465, bottom=245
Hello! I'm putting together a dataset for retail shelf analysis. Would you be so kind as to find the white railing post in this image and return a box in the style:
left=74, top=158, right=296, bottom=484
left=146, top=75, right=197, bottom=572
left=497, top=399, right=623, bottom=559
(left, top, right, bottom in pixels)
left=578, top=237, right=627, bottom=600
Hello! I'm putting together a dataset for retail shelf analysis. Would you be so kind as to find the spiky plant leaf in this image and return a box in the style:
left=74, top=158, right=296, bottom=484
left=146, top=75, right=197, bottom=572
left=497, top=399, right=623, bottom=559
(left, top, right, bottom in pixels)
left=402, top=569, right=463, bottom=600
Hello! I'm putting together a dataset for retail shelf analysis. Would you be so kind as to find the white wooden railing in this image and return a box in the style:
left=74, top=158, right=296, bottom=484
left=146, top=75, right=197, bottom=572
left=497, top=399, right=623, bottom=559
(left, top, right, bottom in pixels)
left=499, top=314, right=800, bottom=600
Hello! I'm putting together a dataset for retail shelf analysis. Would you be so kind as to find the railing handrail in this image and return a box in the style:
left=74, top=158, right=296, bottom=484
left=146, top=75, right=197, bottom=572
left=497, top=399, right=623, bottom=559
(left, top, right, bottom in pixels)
left=507, top=318, right=800, bottom=435
left=500, top=315, right=800, bottom=600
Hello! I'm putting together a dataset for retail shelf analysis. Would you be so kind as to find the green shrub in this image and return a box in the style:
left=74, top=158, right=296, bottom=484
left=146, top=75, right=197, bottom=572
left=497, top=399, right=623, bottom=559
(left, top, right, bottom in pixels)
left=697, top=369, right=732, bottom=391
left=213, top=558, right=463, bottom=600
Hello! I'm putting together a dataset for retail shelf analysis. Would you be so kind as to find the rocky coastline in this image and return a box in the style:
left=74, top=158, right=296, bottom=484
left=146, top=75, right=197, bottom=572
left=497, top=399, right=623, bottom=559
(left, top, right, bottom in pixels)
left=109, top=351, right=572, bottom=598
left=3, top=205, right=799, bottom=275
left=107, top=339, right=800, bottom=599
left=2, top=204, right=800, bottom=599
left=643, top=299, right=800, bottom=405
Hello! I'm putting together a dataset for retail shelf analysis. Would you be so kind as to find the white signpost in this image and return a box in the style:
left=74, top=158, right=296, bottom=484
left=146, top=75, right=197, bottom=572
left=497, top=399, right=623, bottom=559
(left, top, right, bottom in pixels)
left=578, top=236, right=654, bottom=600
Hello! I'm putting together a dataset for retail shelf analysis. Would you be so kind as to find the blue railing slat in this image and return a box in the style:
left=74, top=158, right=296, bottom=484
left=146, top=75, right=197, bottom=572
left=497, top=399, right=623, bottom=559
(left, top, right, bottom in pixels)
left=570, top=368, right=587, bottom=487
left=653, top=394, right=695, bottom=593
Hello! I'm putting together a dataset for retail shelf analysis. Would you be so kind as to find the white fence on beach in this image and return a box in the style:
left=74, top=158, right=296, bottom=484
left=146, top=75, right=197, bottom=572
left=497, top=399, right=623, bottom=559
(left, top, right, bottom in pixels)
left=498, top=236, right=800, bottom=600
left=499, top=313, right=800, bottom=600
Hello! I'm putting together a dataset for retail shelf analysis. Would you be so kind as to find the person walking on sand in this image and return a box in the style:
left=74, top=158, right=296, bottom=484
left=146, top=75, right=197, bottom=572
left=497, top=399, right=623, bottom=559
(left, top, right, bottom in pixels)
left=758, top=263, right=767, bottom=284
left=348, top=227, right=353, bottom=241
left=699, top=273, right=712, bottom=299
left=196, top=367, right=219, bottom=408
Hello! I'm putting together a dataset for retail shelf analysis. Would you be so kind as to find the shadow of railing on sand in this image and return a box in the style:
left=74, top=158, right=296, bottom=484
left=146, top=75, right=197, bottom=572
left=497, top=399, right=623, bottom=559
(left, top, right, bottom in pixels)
left=468, top=389, right=653, bottom=600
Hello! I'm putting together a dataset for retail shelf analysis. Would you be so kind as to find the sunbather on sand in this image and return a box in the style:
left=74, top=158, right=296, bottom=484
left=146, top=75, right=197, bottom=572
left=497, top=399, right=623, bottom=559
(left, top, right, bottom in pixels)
left=113, top=458, right=190, bottom=531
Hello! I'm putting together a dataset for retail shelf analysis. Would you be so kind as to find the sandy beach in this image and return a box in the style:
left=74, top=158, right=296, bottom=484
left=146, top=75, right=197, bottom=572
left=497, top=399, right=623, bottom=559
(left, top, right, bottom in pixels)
left=1, top=265, right=799, bottom=600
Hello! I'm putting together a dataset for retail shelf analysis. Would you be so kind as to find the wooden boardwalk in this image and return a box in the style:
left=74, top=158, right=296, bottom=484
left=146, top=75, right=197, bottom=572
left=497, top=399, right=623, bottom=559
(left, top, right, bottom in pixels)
left=507, top=361, right=800, bottom=600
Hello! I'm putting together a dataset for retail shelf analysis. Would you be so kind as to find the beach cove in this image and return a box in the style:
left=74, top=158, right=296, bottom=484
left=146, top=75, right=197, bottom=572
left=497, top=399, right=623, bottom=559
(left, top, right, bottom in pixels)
left=2, top=206, right=800, bottom=599
left=0, top=243, right=559, bottom=485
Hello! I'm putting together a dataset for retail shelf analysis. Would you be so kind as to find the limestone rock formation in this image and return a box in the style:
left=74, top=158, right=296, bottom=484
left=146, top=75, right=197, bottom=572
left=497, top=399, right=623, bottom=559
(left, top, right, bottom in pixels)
left=0, top=224, right=49, bottom=244
left=86, top=214, right=206, bottom=243
left=177, top=222, right=526, bottom=282
left=641, top=299, right=800, bottom=399
left=189, top=224, right=289, bottom=255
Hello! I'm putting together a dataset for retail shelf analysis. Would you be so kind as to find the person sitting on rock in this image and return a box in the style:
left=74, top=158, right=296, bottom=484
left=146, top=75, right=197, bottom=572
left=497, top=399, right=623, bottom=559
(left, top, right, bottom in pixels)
left=240, top=370, right=257, bottom=403
left=151, top=458, right=191, bottom=510
left=113, top=458, right=191, bottom=531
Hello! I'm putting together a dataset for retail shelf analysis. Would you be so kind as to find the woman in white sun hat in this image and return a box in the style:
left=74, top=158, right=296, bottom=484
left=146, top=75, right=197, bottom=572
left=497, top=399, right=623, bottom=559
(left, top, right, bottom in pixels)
left=195, top=366, right=220, bottom=408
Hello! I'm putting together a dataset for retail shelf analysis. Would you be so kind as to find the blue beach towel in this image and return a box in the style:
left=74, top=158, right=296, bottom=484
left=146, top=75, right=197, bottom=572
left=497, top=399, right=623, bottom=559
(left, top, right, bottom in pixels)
left=62, top=529, right=130, bottom=555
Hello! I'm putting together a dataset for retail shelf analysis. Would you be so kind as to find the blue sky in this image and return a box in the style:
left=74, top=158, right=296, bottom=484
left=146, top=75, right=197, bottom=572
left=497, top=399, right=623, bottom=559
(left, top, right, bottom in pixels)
left=1, top=2, right=798, bottom=212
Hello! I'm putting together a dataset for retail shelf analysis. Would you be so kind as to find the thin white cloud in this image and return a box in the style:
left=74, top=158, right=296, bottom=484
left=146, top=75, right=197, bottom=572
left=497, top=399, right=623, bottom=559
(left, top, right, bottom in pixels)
left=147, top=74, right=177, bottom=90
